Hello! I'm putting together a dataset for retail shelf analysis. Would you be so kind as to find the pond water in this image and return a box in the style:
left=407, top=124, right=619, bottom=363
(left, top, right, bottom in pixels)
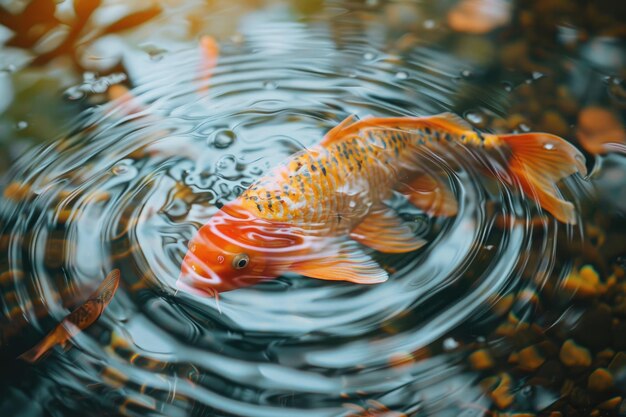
left=1, top=1, right=625, bottom=416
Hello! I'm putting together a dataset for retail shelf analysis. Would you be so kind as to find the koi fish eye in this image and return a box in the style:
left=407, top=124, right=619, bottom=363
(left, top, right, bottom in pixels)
left=232, top=253, right=250, bottom=270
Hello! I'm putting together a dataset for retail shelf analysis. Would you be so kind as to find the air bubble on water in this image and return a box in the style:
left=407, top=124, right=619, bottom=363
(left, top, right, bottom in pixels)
left=92, top=79, right=109, bottom=94
left=423, top=19, right=436, bottom=29
left=395, top=71, right=408, bottom=80
left=15, top=121, right=28, bottom=130
left=112, top=163, right=130, bottom=175
left=65, top=87, right=84, bottom=100
left=465, top=112, right=484, bottom=125
left=519, top=123, right=531, bottom=132
left=349, top=201, right=356, bottom=208
left=231, top=33, right=245, bottom=44
left=461, top=69, right=472, bottom=78
left=263, top=81, right=278, bottom=90
left=212, top=130, right=236, bottom=149
left=531, top=71, right=544, bottom=80
left=363, top=52, right=376, bottom=61
left=443, top=337, right=459, bottom=351
left=348, top=71, right=358, bottom=78
left=501, top=82, right=513, bottom=92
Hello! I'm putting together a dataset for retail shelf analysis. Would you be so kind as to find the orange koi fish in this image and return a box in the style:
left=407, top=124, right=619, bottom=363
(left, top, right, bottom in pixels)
left=19, top=269, right=120, bottom=363
left=178, top=114, right=586, bottom=295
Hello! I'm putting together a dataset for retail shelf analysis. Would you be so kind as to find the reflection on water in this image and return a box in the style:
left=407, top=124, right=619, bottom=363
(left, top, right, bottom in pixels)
left=1, top=1, right=625, bottom=416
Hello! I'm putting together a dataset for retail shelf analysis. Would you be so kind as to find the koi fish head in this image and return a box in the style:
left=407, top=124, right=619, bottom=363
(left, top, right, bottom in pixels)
left=178, top=202, right=306, bottom=295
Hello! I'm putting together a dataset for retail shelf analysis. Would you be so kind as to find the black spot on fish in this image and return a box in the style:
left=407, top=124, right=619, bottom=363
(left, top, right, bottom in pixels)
left=311, top=164, right=317, bottom=172
left=321, top=166, right=327, bottom=175
left=256, top=203, right=263, bottom=212
left=425, top=127, right=431, bottom=135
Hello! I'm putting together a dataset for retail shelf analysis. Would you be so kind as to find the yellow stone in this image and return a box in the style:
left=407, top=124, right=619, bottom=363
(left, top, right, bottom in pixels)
left=579, top=265, right=600, bottom=285
left=469, top=349, right=495, bottom=370
left=492, top=294, right=515, bottom=317
left=562, top=265, right=601, bottom=298
left=518, top=345, right=546, bottom=371
left=3, top=181, right=30, bottom=201
left=560, top=339, right=592, bottom=367
left=598, top=396, right=622, bottom=410
left=495, top=322, right=517, bottom=337
left=490, top=373, right=514, bottom=409
left=588, top=368, right=614, bottom=391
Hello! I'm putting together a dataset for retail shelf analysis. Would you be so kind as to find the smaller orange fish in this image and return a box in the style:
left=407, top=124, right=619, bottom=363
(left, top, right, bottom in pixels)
left=18, top=269, right=121, bottom=363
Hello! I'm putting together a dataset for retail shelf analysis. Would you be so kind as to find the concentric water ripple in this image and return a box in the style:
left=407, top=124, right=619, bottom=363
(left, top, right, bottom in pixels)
left=0, top=15, right=588, bottom=417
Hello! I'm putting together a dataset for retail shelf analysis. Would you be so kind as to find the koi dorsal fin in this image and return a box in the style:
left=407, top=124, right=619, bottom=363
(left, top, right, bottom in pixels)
left=430, top=112, right=474, bottom=132
left=320, top=115, right=359, bottom=146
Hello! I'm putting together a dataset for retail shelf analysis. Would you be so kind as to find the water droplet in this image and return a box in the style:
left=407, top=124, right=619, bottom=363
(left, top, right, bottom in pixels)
left=83, top=72, right=96, bottom=82
left=501, top=82, right=513, bottom=92
left=112, top=163, right=130, bottom=175
left=443, top=337, right=459, bottom=351
left=461, top=69, right=472, bottom=78
left=348, top=71, right=358, bottom=78
left=15, top=121, right=28, bottom=130
left=395, top=71, right=408, bottom=80
left=212, top=129, right=236, bottom=149
left=465, top=112, right=484, bottom=125
left=263, top=81, right=278, bottom=90
left=531, top=71, right=544, bottom=80
left=92, top=79, right=109, bottom=94
left=65, top=87, right=84, bottom=100
left=231, top=33, right=245, bottom=44
left=543, top=143, right=555, bottom=150
left=423, top=19, right=436, bottom=30
left=363, top=52, right=375, bottom=61
left=519, top=123, right=531, bottom=132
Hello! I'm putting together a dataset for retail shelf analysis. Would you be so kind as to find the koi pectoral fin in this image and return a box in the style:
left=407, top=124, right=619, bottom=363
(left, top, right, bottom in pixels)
left=290, top=240, right=388, bottom=284
left=350, top=205, right=426, bottom=253
left=398, top=172, right=458, bottom=217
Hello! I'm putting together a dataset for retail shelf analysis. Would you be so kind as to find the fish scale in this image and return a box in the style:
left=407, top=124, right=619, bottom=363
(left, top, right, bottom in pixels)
left=240, top=122, right=475, bottom=229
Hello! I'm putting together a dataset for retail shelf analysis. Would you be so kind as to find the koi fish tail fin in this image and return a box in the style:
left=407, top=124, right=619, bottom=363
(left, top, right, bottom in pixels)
left=498, top=133, right=587, bottom=225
